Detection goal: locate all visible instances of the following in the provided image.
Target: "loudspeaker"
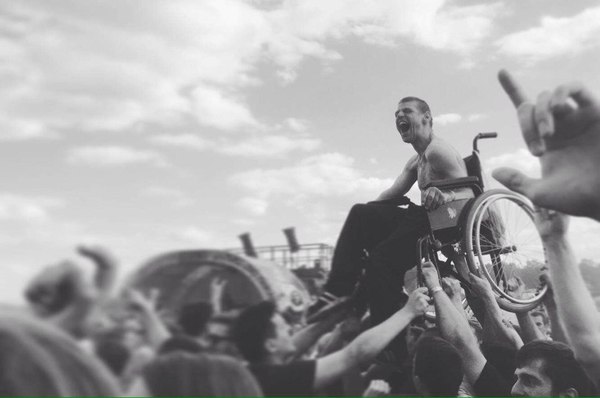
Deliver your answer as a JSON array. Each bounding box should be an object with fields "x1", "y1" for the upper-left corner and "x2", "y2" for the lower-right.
[
  {"x1": 239, "y1": 232, "x2": 258, "y2": 258},
  {"x1": 283, "y1": 227, "x2": 300, "y2": 253}
]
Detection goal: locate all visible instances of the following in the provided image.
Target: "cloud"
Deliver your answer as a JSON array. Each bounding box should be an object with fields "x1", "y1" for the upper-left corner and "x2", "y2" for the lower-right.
[
  {"x1": 67, "y1": 146, "x2": 169, "y2": 167},
  {"x1": 0, "y1": 194, "x2": 63, "y2": 222},
  {"x1": 150, "y1": 134, "x2": 211, "y2": 150},
  {"x1": 151, "y1": 131, "x2": 321, "y2": 158},
  {"x1": 191, "y1": 85, "x2": 262, "y2": 131},
  {"x1": 0, "y1": 0, "x2": 503, "y2": 140},
  {"x1": 218, "y1": 134, "x2": 320, "y2": 158},
  {"x1": 237, "y1": 197, "x2": 269, "y2": 216},
  {"x1": 0, "y1": 116, "x2": 58, "y2": 141},
  {"x1": 485, "y1": 149, "x2": 540, "y2": 177},
  {"x1": 467, "y1": 113, "x2": 487, "y2": 122},
  {"x1": 435, "y1": 113, "x2": 462, "y2": 126},
  {"x1": 496, "y1": 6, "x2": 600, "y2": 63},
  {"x1": 142, "y1": 186, "x2": 194, "y2": 207},
  {"x1": 230, "y1": 152, "x2": 393, "y2": 213}
]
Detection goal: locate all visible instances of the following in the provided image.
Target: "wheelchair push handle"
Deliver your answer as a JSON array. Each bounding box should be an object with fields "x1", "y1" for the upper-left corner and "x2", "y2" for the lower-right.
[{"x1": 473, "y1": 132, "x2": 498, "y2": 152}]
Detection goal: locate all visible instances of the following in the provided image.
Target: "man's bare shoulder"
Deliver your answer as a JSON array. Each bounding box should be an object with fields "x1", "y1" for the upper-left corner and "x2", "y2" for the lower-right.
[
  {"x1": 425, "y1": 136, "x2": 467, "y2": 177},
  {"x1": 405, "y1": 154, "x2": 418, "y2": 171}
]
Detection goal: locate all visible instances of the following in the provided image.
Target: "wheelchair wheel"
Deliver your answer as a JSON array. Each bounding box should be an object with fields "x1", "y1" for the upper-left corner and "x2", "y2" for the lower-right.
[{"x1": 463, "y1": 189, "x2": 547, "y2": 312}]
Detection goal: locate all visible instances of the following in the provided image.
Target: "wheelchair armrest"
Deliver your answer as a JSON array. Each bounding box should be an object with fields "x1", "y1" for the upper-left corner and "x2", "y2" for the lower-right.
[{"x1": 425, "y1": 176, "x2": 482, "y2": 193}]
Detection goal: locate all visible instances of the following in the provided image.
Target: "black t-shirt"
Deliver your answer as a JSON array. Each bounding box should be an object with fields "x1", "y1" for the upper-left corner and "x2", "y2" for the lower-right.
[
  {"x1": 474, "y1": 361, "x2": 513, "y2": 397},
  {"x1": 250, "y1": 360, "x2": 316, "y2": 396}
]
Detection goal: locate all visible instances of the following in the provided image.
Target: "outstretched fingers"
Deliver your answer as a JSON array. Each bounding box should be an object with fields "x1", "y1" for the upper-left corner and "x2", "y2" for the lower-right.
[
  {"x1": 498, "y1": 69, "x2": 545, "y2": 156},
  {"x1": 492, "y1": 167, "x2": 542, "y2": 204},
  {"x1": 498, "y1": 69, "x2": 529, "y2": 107}
]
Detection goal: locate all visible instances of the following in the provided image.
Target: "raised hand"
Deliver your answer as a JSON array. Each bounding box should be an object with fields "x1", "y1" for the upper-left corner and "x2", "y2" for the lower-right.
[
  {"x1": 469, "y1": 272, "x2": 494, "y2": 301},
  {"x1": 493, "y1": 69, "x2": 600, "y2": 221},
  {"x1": 421, "y1": 261, "x2": 440, "y2": 290},
  {"x1": 405, "y1": 287, "x2": 430, "y2": 318}
]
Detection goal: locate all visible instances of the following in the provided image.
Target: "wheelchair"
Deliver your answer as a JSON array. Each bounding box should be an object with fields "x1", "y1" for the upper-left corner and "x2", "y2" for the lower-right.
[{"x1": 416, "y1": 132, "x2": 547, "y2": 314}]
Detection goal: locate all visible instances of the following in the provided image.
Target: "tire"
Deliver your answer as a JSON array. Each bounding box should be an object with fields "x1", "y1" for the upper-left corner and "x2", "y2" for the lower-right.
[{"x1": 463, "y1": 189, "x2": 547, "y2": 312}]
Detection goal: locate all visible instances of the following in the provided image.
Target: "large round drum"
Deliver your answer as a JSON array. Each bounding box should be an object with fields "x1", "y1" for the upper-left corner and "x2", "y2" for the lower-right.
[{"x1": 126, "y1": 250, "x2": 310, "y2": 320}]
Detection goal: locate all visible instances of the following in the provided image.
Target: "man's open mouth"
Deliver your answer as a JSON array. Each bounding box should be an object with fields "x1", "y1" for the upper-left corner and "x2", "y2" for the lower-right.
[{"x1": 399, "y1": 121, "x2": 410, "y2": 133}]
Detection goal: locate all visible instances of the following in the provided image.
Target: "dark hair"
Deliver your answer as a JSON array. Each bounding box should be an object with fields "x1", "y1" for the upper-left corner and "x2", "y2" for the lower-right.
[
  {"x1": 95, "y1": 337, "x2": 131, "y2": 376},
  {"x1": 178, "y1": 301, "x2": 213, "y2": 337},
  {"x1": 481, "y1": 342, "x2": 517, "y2": 384},
  {"x1": 144, "y1": 352, "x2": 263, "y2": 396},
  {"x1": 516, "y1": 340, "x2": 593, "y2": 395},
  {"x1": 530, "y1": 310, "x2": 549, "y2": 326},
  {"x1": 413, "y1": 336, "x2": 463, "y2": 396},
  {"x1": 232, "y1": 301, "x2": 276, "y2": 363},
  {"x1": 159, "y1": 335, "x2": 203, "y2": 355}
]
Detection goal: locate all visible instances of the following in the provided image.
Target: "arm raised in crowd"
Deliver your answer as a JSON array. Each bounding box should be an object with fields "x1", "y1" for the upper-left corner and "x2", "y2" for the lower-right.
[
  {"x1": 494, "y1": 69, "x2": 600, "y2": 221},
  {"x1": 508, "y1": 276, "x2": 547, "y2": 343},
  {"x1": 540, "y1": 272, "x2": 568, "y2": 344},
  {"x1": 420, "y1": 262, "x2": 486, "y2": 385},
  {"x1": 313, "y1": 288, "x2": 428, "y2": 390},
  {"x1": 469, "y1": 272, "x2": 523, "y2": 350},
  {"x1": 535, "y1": 208, "x2": 600, "y2": 381},
  {"x1": 126, "y1": 289, "x2": 171, "y2": 350},
  {"x1": 290, "y1": 298, "x2": 353, "y2": 360}
]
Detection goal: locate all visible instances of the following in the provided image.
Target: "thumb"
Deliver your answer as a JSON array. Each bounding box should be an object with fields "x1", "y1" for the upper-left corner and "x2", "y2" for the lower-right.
[{"x1": 492, "y1": 167, "x2": 541, "y2": 201}]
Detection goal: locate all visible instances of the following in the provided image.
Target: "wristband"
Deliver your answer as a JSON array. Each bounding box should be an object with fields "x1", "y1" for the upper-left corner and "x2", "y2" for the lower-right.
[{"x1": 430, "y1": 286, "x2": 443, "y2": 294}]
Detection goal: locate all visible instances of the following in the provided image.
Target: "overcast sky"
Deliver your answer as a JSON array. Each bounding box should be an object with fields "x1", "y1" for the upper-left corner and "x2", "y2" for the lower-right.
[{"x1": 1, "y1": 0, "x2": 600, "y2": 303}]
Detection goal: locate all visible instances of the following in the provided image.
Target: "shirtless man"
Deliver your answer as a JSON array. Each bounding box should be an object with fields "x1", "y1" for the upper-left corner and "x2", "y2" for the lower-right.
[
  {"x1": 380, "y1": 96, "x2": 472, "y2": 207},
  {"x1": 313, "y1": 97, "x2": 471, "y2": 332}
]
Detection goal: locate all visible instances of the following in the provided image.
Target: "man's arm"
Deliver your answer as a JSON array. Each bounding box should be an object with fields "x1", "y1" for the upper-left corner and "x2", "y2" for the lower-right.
[
  {"x1": 313, "y1": 288, "x2": 428, "y2": 390},
  {"x1": 540, "y1": 273, "x2": 569, "y2": 344},
  {"x1": 536, "y1": 209, "x2": 600, "y2": 380},
  {"x1": 377, "y1": 155, "x2": 418, "y2": 201},
  {"x1": 469, "y1": 273, "x2": 523, "y2": 349},
  {"x1": 421, "y1": 262, "x2": 487, "y2": 386},
  {"x1": 422, "y1": 142, "x2": 473, "y2": 210}
]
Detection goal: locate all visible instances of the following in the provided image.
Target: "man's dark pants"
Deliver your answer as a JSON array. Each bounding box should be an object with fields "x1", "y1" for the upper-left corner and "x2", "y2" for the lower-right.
[{"x1": 324, "y1": 201, "x2": 429, "y2": 330}]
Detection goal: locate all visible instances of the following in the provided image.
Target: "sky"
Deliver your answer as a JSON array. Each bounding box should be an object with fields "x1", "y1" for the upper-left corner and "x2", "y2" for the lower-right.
[{"x1": 1, "y1": 0, "x2": 600, "y2": 304}]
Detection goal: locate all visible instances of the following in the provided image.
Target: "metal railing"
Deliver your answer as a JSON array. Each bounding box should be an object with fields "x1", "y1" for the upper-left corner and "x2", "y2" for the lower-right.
[{"x1": 227, "y1": 242, "x2": 334, "y2": 270}]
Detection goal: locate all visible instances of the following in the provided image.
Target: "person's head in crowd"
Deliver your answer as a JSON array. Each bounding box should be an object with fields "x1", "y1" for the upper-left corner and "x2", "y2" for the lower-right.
[
  {"x1": 512, "y1": 340, "x2": 593, "y2": 396},
  {"x1": 530, "y1": 310, "x2": 550, "y2": 337},
  {"x1": 232, "y1": 300, "x2": 296, "y2": 364},
  {"x1": 205, "y1": 311, "x2": 242, "y2": 357},
  {"x1": 94, "y1": 336, "x2": 131, "y2": 377},
  {"x1": 178, "y1": 301, "x2": 213, "y2": 338},
  {"x1": 139, "y1": 351, "x2": 263, "y2": 396},
  {"x1": 412, "y1": 336, "x2": 463, "y2": 397},
  {"x1": 158, "y1": 334, "x2": 203, "y2": 355},
  {"x1": 0, "y1": 313, "x2": 119, "y2": 396}
]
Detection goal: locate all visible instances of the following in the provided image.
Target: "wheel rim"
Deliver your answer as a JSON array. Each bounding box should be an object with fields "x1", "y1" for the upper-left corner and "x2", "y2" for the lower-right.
[{"x1": 471, "y1": 193, "x2": 547, "y2": 304}]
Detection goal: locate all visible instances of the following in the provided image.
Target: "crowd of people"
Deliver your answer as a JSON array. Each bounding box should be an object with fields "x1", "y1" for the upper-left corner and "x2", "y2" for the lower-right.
[{"x1": 3, "y1": 69, "x2": 600, "y2": 396}]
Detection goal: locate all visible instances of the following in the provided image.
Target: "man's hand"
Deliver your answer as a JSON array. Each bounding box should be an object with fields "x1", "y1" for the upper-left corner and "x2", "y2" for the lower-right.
[
  {"x1": 421, "y1": 261, "x2": 440, "y2": 290},
  {"x1": 421, "y1": 187, "x2": 451, "y2": 210},
  {"x1": 493, "y1": 69, "x2": 600, "y2": 221},
  {"x1": 469, "y1": 272, "x2": 494, "y2": 301},
  {"x1": 442, "y1": 277, "x2": 463, "y2": 306},
  {"x1": 533, "y1": 207, "x2": 570, "y2": 240},
  {"x1": 405, "y1": 287, "x2": 429, "y2": 318},
  {"x1": 540, "y1": 272, "x2": 556, "y2": 309}
]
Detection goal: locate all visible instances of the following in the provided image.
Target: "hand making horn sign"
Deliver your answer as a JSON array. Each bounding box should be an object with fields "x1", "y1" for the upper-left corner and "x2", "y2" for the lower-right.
[{"x1": 493, "y1": 69, "x2": 600, "y2": 221}]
